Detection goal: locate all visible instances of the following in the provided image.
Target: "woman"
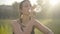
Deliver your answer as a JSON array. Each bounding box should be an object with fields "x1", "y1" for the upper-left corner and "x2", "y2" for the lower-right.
[{"x1": 11, "y1": 0, "x2": 54, "y2": 34}]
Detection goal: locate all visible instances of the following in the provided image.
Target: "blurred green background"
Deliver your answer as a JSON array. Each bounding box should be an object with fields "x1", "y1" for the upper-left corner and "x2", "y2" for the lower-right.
[{"x1": 0, "y1": 0, "x2": 60, "y2": 34}]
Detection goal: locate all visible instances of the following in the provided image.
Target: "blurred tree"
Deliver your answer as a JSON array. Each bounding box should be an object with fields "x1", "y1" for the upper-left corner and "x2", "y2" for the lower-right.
[
  {"x1": 0, "y1": 5, "x2": 14, "y2": 19},
  {"x1": 37, "y1": 0, "x2": 54, "y2": 19},
  {"x1": 12, "y1": 2, "x2": 19, "y2": 19},
  {"x1": 52, "y1": 4, "x2": 60, "y2": 19},
  {"x1": 0, "y1": 2, "x2": 19, "y2": 19}
]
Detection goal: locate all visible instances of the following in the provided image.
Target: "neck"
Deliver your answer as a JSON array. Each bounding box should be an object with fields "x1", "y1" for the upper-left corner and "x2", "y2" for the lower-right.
[{"x1": 22, "y1": 15, "x2": 30, "y2": 24}]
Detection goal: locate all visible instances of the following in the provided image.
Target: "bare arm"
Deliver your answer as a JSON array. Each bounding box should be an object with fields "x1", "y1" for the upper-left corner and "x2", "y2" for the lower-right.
[{"x1": 33, "y1": 19, "x2": 54, "y2": 34}]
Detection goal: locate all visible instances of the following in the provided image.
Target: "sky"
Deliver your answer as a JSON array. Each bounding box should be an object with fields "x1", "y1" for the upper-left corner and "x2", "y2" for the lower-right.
[{"x1": 0, "y1": 0, "x2": 37, "y2": 5}]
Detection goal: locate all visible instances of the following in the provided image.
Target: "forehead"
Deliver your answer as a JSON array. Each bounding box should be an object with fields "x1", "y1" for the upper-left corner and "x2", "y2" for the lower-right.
[{"x1": 22, "y1": 1, "x2": 31, "y2": 6}]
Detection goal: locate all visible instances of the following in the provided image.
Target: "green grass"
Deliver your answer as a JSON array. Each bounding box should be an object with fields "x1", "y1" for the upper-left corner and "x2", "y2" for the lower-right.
[
  {"x1": 0, "y1": 19, "x2": 60, "y2": 34},
  {"x1": 35, "y1": 28, "x2": 44, "y2": 34},
  {"x1": 0, "y1": 19, "x2": 13, "y2": 34},
  {"x1": 46, "y1": 19, "x2": 60, "y2": 34}
]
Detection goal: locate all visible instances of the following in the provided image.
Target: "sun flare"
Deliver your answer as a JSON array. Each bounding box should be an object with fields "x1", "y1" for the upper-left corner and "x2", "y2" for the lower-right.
[{"x1": 49, "y1": 0, "x2": 58, "y2": 6}]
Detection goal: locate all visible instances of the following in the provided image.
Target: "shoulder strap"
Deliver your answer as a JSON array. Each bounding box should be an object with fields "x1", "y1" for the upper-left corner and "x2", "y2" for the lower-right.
[{"x1": 31, "y1": 26, "x2": 35, "y2": 34}]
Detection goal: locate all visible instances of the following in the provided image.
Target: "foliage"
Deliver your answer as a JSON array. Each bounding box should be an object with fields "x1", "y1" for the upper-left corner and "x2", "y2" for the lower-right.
[{"x1": 0, "y1": 19, "x2": 13, "y2": 34}]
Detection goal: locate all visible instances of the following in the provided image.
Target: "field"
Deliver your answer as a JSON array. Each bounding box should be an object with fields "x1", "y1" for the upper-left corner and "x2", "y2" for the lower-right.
[{"x1": 0, "y1": 19, "x2": 60, "y2": 34}]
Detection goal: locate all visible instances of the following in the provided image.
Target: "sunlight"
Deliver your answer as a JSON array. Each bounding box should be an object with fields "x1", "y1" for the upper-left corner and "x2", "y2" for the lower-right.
[
  {"x1": 49, "y1": 0, "x2": 58, "y2": 6},
  {"x1": 34, "y1": 5, "x2": 41, "y2": 13},
  {"x1": 29, "y1": 0, "x2": 37, "y2": 5},
  {"x1": 30, "y1": 0, "x2": 41, "y2": 13},
  {"x1": 0, "y1": 0, "x2": 37, "y2": 5}
]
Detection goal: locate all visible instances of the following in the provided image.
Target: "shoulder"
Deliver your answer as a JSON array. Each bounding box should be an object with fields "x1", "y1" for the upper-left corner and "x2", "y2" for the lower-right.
[
  {"x1": 11, "y1": 20, "x2": 21, "y2": 26},
  {"x1": 11, "y1": 20, "x2": 17, "y2": 25},
  {"x1": 11, "y1": 19, "x2": 20, "y2": 24},
  {"x1": 31, "y1": 18, "x2": 41, "y2": 23},
  {"x1": 31, "y1": 18, "x2": 42, "y2": 25},
  {"x1": 11, "y1": 20, "x2": 22, "y2": 30}
]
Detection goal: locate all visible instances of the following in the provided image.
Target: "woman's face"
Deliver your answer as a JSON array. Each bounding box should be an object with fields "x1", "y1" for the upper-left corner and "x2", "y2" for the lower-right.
[{"x1": 22, "y1": 1, "x2": 31, "y2": 15}]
